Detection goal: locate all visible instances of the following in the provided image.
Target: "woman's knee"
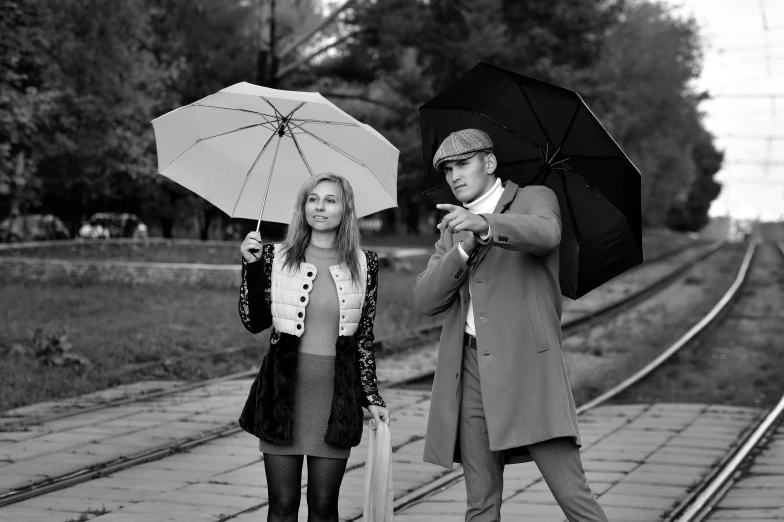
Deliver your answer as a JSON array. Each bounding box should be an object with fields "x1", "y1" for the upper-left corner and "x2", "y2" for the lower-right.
[
  {"x1": 268, "y1": 489, "x2": 301, "y2": 516},
  {"x1": 306, "y1": 487, "x2": 338, "y2": 517}
]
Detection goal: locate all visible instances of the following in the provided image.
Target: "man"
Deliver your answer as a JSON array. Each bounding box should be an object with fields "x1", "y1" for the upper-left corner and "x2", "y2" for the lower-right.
[{"x1": 414, "y1": 129, "x2": 607, "y2": 521}]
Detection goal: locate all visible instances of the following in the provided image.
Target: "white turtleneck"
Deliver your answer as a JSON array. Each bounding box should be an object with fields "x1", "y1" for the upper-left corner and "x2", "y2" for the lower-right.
[{"x1": 457, "y1": 177, "x2": 503, "y2": 336}]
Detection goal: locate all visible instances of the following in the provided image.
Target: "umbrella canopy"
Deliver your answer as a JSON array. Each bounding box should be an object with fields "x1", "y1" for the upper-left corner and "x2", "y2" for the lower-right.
[
  {"x1": 419, "y1": 62, "x2": 643, "y2": 299},
  {"x1": 152, "y1": 82, "x2": 399, "y2": 226}
]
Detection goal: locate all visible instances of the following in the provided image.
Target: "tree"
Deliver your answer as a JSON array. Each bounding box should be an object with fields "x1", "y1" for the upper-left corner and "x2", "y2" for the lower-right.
[
  {"x1": 291, "y1": 0, "x2": 625, "y2": 231},
  {"x1": 0, "y1": 0, "x2": 55, "y2": 219},
  {"x1": 666, "y1": 128, "x2": 723, "y2": 231},
  {"x1": 143, "y1": 0, "x2": 325, "y2": 238},
  {"x1": 588, "y1": 1, "x2": 721, "y2": 227},
  {"x1": 7, "y1": 0, "x2": 169, "y2": 233}
]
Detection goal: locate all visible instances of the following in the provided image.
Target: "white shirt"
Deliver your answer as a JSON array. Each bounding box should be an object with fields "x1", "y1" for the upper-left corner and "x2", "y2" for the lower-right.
[{"x1": 456, "y1": 178, "x2": 503, "y2": 336}]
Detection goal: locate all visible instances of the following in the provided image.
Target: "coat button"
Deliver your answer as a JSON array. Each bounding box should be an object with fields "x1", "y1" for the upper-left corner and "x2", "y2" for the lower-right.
[
  {"x1": 339, "y1": 287, "x2": 342, "y2": 291},
  {"x1": 341, "y1": 315, "x2": 345, "y2": 319},
  {"x1": 303, "y1": 284, "x2": 309, "y2": 290},
  {"x1": 296, "y1": 324, "x2": 302, "y2": 330},
  {"x1": 300, "y1": 296, "x2": 306, "y2": 302},
  {"x1": 298, "y1": 312, "x2": 303, "y2": 318},
  {"x1": 307, "y1": 271, "x2": 313, "y2": 277}
]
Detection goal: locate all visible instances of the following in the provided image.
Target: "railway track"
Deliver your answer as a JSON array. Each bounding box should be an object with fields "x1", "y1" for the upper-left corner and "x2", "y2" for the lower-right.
[
  {"x1": 0, "y1": 238, "x2": 723, "y2": 433},
  {"x1": 660, "y1": 241, "x2": 784, "y2": 522},
  {"x1": 0, "y1": 238, "x2": 736, "y2": 510},
  {"x1": 370, "y1": 238, "x2": 762, "y2": 520}
]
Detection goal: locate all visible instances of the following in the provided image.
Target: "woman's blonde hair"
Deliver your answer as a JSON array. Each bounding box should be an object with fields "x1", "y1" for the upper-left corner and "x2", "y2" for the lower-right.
[{"x1": 280, "y1": 173, "x2": 363, "y2": 284}]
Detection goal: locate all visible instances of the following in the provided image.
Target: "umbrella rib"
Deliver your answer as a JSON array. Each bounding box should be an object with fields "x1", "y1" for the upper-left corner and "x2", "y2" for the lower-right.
[
  {"x1": 297, "y1": 127, "x2": 397, "y2": 206},
  {"x1": 191, "y1": 103, "x2": 278, "y2": 122},
  {"x1": 229, "y1": 131, "x2": 279, "y2": 218},
  {"x1": 158, "y1": 123, "x2": 269, "y2": 174},
  {"x1": 468, "y1": 110, "x2": 541, "y2": 150},
  {"x1": 555, "y1": 169, "x2": 582, "y2": 244},
  {"x1": 298, "y1": 128, "x2": 369, "y2": 169},
  {"x1": 260, "y1": 96, "x2": 285, "y2": 120},
  {"x1": 256, "y1": 135, "x2": 284, "y2": 232},
  {"x1": 559, "y1": 104, "x2": 581, "y2": 156},
  {"x1": 288, "y1": 118, "x2": 359, "y2": 127},
  {"x1": 513, "y1": 85, "x2": 555, "y2": 151},
  {"x1": 284, "y1": 102, "x2": 307, "y2": 119},
  {"x1": 287, "y1": 124, "x2": 315, "y2": 177}
]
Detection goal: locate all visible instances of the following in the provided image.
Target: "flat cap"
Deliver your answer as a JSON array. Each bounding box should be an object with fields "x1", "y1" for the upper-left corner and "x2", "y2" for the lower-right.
[{"x1": 432, "y1": 128, "x2": 494, "y2": 171}]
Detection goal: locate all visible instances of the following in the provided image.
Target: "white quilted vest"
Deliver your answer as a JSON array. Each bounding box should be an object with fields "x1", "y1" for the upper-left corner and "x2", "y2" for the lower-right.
[{"x1": 270, "y1": 244, "x2": 367, "y2": 337}]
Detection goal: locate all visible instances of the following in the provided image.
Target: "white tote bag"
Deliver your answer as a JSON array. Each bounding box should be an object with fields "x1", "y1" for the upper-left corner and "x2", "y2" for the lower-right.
[{"x1": 362, "y1": 420, "x2": 394, "y2": 522}]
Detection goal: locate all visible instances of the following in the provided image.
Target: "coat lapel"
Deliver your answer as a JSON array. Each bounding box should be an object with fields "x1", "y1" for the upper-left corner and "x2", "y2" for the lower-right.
[{"x1": 471, "y1": 181, "x2": 520, "y2": 268}]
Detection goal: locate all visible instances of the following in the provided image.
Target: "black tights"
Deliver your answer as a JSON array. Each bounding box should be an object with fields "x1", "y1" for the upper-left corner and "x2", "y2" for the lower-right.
[{"x1": 264, "y1": 453, "x2": 348, "y2": 522}]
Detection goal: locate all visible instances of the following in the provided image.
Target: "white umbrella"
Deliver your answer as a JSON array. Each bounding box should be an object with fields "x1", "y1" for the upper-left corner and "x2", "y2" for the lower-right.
[{"x1": 151, "y1": 82, "x2": 399, "y2": 229}]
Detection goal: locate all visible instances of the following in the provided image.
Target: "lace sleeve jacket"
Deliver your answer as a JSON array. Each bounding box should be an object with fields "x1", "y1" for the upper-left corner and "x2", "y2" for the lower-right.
[{"x1": 238, "y1": 244, "x2": 385, "y2": 407}]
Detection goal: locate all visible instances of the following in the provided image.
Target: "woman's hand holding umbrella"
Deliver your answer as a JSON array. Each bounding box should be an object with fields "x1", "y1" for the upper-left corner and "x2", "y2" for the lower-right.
[{"x1": 240, "y1": 231, "x2": 263, "y2": 263}]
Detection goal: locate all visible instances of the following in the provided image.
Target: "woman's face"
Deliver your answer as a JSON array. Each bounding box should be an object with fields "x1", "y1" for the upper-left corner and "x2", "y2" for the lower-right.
[{"x1": 305, "y1": 180, "x2": 344, "y2": 232}]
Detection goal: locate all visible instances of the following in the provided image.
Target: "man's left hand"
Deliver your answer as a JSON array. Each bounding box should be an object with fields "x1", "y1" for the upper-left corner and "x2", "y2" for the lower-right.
[{"x1": 436, "y1": 204, "x2": 489, "y2": 235}]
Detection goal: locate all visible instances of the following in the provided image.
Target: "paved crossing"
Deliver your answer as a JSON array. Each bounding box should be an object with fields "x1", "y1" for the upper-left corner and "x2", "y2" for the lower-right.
[{"x1": 0, "y1": 396, "x2": 766, "y2": 522}]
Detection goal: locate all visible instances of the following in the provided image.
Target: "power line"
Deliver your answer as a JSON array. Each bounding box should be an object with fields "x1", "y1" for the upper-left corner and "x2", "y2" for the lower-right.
[
  {"x1": 710, "y1": 93, "x2": 784, "y2": 99},
  {"x1": 720, "y1": 134, "x2": 784, "y2": 140},
  {"x1": 716, "y1": 40, "x2": 784, "y2": 53},
  {"x1": 725, "y1": 159, "x2": 784, "y2": 166},
  {"x1": 716, "y1": 177, "x2": 784, "y2": 184}
]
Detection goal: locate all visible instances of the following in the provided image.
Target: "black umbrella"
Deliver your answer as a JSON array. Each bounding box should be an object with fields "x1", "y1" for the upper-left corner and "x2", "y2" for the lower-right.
[{"x1": 419, "y1": 61, "x2": 643, "y2": 299}]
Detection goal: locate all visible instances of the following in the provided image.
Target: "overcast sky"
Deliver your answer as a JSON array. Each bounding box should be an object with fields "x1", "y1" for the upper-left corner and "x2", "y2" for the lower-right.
[{"x1": 663, "y1": 0, "x2": 784, "y2": 221}]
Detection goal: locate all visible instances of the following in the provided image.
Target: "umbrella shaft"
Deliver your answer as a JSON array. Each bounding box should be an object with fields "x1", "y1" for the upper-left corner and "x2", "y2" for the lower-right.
[{"x1": 256, "y1": 135, "x2": 283, "y2": 233}]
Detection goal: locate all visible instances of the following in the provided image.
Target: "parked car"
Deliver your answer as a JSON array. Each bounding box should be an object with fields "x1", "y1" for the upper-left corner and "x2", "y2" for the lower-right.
[
  {"x1": 78, "y1": 213, "x2": 148, "y2": 239},
  {"x1": 0, "y1": 214, "x2": 71, "y2": 242}
]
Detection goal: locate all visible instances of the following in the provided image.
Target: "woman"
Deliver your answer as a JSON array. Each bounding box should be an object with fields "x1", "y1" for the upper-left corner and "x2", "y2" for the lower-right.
[{"x1": 238, "y1": 173, "x2": 391, "y2": 522}]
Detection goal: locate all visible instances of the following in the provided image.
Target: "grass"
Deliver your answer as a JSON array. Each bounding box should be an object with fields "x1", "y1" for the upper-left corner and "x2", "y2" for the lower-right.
[
  {"x1": 564, "y1": 246, "x2": 746, "y2": 407},
  {"x1": 0, "y1": 228, "x2": 693, "y2": 263},
  {"x1": 0, "y1": 229, "x2": 697, "y2": 413},
  {"x1": 64, "y1": 506, "x2": 109, "y2": 522},
  {"x1": 561, "y1": 241, "x2": 784, "y2": 411},
  {"x1": 0, "y1": 255, "x2": 436, "y2": 413},
  {"x1": 608, "y1": 242, "x2": 784, "y2": 409},
  {"x1": 0, "y1": 235, "x2": 441, "y2": 264}
]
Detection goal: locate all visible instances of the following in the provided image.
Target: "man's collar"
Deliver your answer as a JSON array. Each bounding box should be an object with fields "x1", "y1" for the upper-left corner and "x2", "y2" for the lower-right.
[{"x1": 492, "y1": 180, "x2": 519, "y2": 214}]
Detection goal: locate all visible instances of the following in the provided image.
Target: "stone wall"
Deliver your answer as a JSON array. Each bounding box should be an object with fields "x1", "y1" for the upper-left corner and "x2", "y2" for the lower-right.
[
  {"x1": 0, "y1": 239, "x2": 425, "y2": 288},
  {"x1": 0, "y1": 240, "x2": 240, "y2": 288},
  {"x1": 0, "y1": 256, "x2": 240, "y2": 288}
]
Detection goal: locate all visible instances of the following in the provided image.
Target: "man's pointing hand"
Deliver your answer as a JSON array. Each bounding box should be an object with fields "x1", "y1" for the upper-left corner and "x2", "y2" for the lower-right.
[{"x1": 436, "y1": 204, "x2": 490, "y2": 235}]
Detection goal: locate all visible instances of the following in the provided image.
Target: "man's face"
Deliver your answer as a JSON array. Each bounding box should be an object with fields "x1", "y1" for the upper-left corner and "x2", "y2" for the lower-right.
[{"x1": 442, "y1": 152, "x2": 497, "y2": 204}]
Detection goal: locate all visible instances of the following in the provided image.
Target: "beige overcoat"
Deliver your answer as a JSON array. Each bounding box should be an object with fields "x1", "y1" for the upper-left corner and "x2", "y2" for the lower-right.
[{"x1": 414, "y1": 181, "x2": 580, "y2": 469}]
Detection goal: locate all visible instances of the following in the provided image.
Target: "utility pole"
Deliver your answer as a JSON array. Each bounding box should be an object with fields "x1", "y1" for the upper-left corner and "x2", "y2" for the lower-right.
[{"x1": 256, "y1": 0, "x2": 277, "y2": 87}]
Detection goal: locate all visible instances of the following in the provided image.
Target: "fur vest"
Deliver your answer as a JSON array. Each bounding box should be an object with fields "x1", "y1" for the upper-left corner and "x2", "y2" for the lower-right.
[{"x1": 237, "y1": 243, "x2": 383, "y2": 448}]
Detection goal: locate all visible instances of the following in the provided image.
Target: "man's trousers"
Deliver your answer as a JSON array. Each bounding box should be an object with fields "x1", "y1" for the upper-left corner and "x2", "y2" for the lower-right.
[{"x1": 458, "y1": 336, "x2": 608, "y2": 522}]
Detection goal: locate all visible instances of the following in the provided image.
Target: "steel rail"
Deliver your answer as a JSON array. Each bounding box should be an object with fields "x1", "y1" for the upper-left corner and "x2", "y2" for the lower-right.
[
  {"x1": 663, "y1": 240, "x2": 784, "y2": 522},
  {"x1": 0, "y1": 240, "x2": 735, "y2": 509},
  {"x1": 372, "y1": 239, "x2": 756, "y2": 518},
  {"x1": 576, "y1": 239, "x2": 756, "y2": 413},
  {"x1": 2, "y1": 240, "x2": 719, "y2": 432},
  {"x1": 374, "y1": 238, "x2": 719, "y2": 353},
  {"x1": 0, "y1": 423, "x2": 243, "y2": 508},
  {"x1": 670, "y1": 394, "x2": 784, "y2": 522},
  {"x1": 384, "y1": 239, "x2": 727, "y2": 389}
]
